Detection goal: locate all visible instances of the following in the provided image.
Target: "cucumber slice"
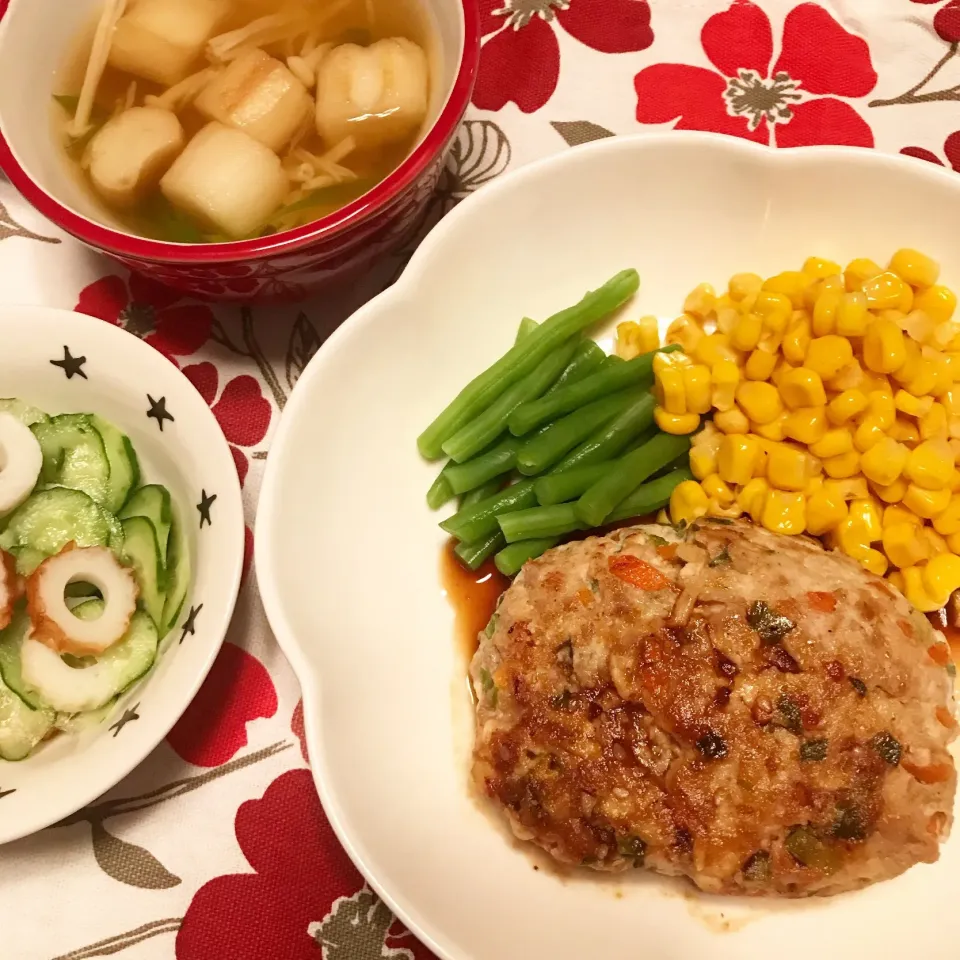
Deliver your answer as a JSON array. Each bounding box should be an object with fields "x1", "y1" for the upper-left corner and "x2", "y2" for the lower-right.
[
  {"x1": 19, "y1": 605, "x2": 158, "y2": 713},
  {"x1": 160, "y1": 509, "x2": 190, "y2": 635},
  {"x1": 121, "y1": 516, "x2": 166, "y2": 627},
  {"x1": 0, "y1": 671, "x2": 55, "y2": 761},
  {"x1": 0, "y1": 603, "x2": 46, "y2": 709},
  {"x1": 0, "y1": 398, "x2": 49, "y2": 427},
  {"x1": 92, "y1": 416, "x2": 140, "y2": 513},
  {"x1": 32, "y1": 414, "x2": 111, "y2": 506},
  {"x1": 0, "y1": 487, "x2": 122, "y2": 575},
  {"x1": 119, "y1": 485, "x2": 171, "y2": 562}
]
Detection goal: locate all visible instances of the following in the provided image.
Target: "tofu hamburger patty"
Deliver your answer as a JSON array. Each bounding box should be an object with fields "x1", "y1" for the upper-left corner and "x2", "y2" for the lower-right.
[{"x1": 470, "y1": 519, "x2": 957, "y2": 896}]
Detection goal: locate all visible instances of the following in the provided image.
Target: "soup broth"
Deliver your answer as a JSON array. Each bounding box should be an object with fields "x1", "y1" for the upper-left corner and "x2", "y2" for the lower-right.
[{"x1": 56, "y1": 0, "x2": 434, "y2": 243}]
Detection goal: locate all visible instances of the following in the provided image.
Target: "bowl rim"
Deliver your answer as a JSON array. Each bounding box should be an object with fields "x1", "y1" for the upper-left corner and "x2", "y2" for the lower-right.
[
  {"x1": 0, "y1": 0, "x2": 480, "y2": 264},
  {"x1": 254, "y1": 131, "x2": 960, "y2": 960}
]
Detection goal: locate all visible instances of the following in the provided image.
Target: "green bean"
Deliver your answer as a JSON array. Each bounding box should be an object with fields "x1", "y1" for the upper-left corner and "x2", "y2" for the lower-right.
[
  {"x1": 557, "y1": 393, "x2": 656, "y2": 473},
  {"x1": 516, "y1": 389, "x2": 639, "y2": 476},
  {"x1": 544, "y1": 340, "x2": 606, "y2": 396},
  {"x1": 442, "y1": 339, "x2": 579, "y2": 463},
  {"x1": 508, "y1": 344, "x2": 678, "y2": 437},
  {"x1": 515, "y1": 317, "x2": 538, "y2": 343},
  {"x1": 576, "y1": 433, "x2": 692, "y2": 527},
  {"x1": 440, "y1": 479, "x2": 538, "y2": 543},
  {"x1": 418, "y1": 269, "x2": 640, "y2": 459},
  {"x1": 461, "y1": 478, "x2": 503, "y2": 508},
  {"x1": 499, "y1": 504, "x2": 584, "y2": 543},
  {"x1": 427, "y1": 468, "x2": 455, "y2": 509},
  {"x1": 495, "y1": 537, "x2": 561, "y2": 577},
  {"x1": 607, "y1": 467, "x2": 694, "y2": 522},
  {"x1": 446, "y1": 436, "x2": 521, "y2": 495},
  {"x1": 455, "y1": 530, "x2": 506, "y2": 569},
  {"x1": 535, "y1": 462, "x2": 611, "y2": 506}
]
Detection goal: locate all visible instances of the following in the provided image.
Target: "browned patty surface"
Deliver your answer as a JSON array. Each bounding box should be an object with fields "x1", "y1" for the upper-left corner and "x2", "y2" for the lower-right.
[{"x1": 470, "y1": 519, "x2": 957, "y2": 896}]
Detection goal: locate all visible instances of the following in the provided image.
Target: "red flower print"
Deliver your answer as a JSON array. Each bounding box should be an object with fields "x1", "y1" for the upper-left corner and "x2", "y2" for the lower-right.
[
  {"x1": 177, "y1": 769, "x2": 435, "y2": 960},
  {"x1": 902, "y1": 131, "x2": 960, "y2": 171},
  {"x1": 909, "y1": 0, "x2": 960, "y2": 43},
  {"x1": 181, "y1": 362, "x2": 272, "y2": 486},
  {"x1": 634, "y1": 2, "x2": 877, "y2": 148},
  {"x1": 167, "y1": 642, "x2": 278, "y2": 766},
  {"x1": 474, "y1": 0, "x2": 654, "y2": 114},
  {"x1": 74, "y1": 273, "x2": 213, "y2": 361}
]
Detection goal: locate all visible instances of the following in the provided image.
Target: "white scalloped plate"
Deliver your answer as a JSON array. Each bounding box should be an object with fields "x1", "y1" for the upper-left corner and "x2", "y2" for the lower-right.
[
  {"x1": 0, "y1": 307, "x2": 243, "y2": 843},
  {"x1": 256, "y1": 133, "x2": 960, "y2": 960}
]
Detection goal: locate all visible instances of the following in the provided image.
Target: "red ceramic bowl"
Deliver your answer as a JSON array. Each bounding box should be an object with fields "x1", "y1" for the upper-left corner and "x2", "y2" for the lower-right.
[{"x1": 0, "y1": 0, "x2": 479, "y2": 301}]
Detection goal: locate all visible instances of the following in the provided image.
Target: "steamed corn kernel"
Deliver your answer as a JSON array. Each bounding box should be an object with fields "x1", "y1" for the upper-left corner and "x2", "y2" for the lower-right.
[
  {"x1": 860, "y1": 436, "x2": 908, "y2": 486},
  {"x1": 745, "y1": 347, "x2": 778, "y2": 381},
  {"x1": 806, "y1": 487, "x2": 847, "y2": 535},
  {"x1": 731, "y1": 312, "x2": 762, "y2": 351},
  {"x1": 763, "y1": 272, "x2": 808, "y2": 308},
  {"x1": 845, "y1": 258, "x2": 882, "y2": 292},
  {"x1": 654, "y1": 407, "x2": 700, "y2": 435},
  {"x1": 766, "y1": 443, "x2": 810, "y2": 491},
  {"x1": 695, "y1": 332, "x2": 737, "y2": 367},
  {"x1": 805, "y1": 335, "x2": 853, "y2": 380},
  {"x1": 914, "y1": 284, "x2": 957, "y2": 325},
  {"x1": 701, "y1": 473, "x2": 735, "y2": 506},
  {"x1": 683, "y1": 283, "x2": 716, "y2": 319},
  {"x1": 711, "y1": 359, "x2": 741, "y2": 412},
  {"x1": 884, "y1": 504, "x2": 921, "y2": 528},
  {"x1": 812, "y1": 289, "x2": 841, "y2": 337},
  {"x1": 921, "y1": 401, "x2": 949, "y2": 440},
  {"x1": 822, "y1": 450, "x2": 861, "y2": 479},
  {"x1": 828, "y1": 389, "x2": 869, "y2": 425},
  {"x1": 738, "y1": 477, "x2": 769, "y2": 522},
  {"x1": 670, "y1": 480, "x2": 709, "y2": 526},
  {"x1": 810, "y1": 428, "x2": 853, "y2": 459},
  {"x1": 868, "y1": 390, "x2": 896, "y2": 430},
  {"x1": 665, "y1": 315, "x2": 704, "y2": 353},
  {"x1": 853, "y1": 547, "x2": 889, "y2": 577},
  {"x1": 923, "y1": 527, "x2": 950, "y2": 557},
  {"x1": 923, "y1": 552, "x2": 960, "y2": 608},
  {"x1": 848, "y1": 498, "x2": 883, "y2": 541},
  {"x1": 933, "y1": 496, "x2": 960, "y2": 536},
  {"x1": 872, "y1": 476, "x2": 909, "y2": 504},
  {"x1": 761, "y1": 489, "x2": 806, "y2": 535},
  {"x1": 905, "y1": 438, "x2": 954, "y2": 490},
  {"x1": 836, "y1": 291, "x2": 869, "y2": 336},
  {"x1": 714, "y1": 406, "x2": 750, "y2": 435},
  {"x1": 689, "y1": 446, "x2": 717, "y2": 481},
  {"x1": 717, "y1": 434, "x2": 760, "y2": 486},
  {"x1": 949, "y1": 532, "x2": 960, "y2": 554},
  {"x1": 882, "y1": 522, "x2": 928, "y2": 569},
  {"x1": 656, "y1": 366, "x2": 686, "y2": 414},
  {"x1": 890, "y1": 417, "x2": 921, "y2": 445},
  {"x1": 903, "y1": 482, "x2": 951, "y2": 519},
  {"x1": 894, "y1": 389, "x2": 933, "y2": 418},
  {"x1": 752, "y1": 414, "x2": 787, "y2": 442},
  {"x1": 902, "y1": 565, "x2": 943, "y2": 612},
  {"x1": 782, "y1": 318, "x2": 811, "y2": 365},
  {"x1": 736, "y1": 381, "x2": 782, "y2": 424},
  {"x1": 729, "y1": 272, "x2": 763, "y2": 301},
  {"x1": 779, "y1": 367, "x2": 826, "y2": 409},
  {"x1": 863, "y1": 318, "x2": 907, "y2": 374},
  {"x1": 803, "y1": 257, "x2": 842, "y2": 280},
  {"x1": 825, "y1": 477, "x2": 870, "y2": 501},
  {"x1": 853, "y1": 416, "x2": 887, "y2": 454},
  {"x1": 889, "y1": 248, "x2": 939, "y2": 289},
  {"x1": 783, "y1": 406, "x2": 828, "y2": 444},
  {"x1": 683, "y1": 364, "x2": 712, "y2": 415}
]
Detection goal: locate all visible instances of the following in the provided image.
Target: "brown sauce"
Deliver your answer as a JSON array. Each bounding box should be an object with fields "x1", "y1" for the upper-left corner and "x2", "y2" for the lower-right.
[{"x1": 440, "y1": 540, "x2": 508, "y2": 661}]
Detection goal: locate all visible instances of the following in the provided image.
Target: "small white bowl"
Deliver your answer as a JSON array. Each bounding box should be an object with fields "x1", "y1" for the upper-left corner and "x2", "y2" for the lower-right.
[
  {"x1": 0, "y1": 306, "x2": 243, "y2": 843},
  {"x1": 257, "y1": 133, "x2": 960, "y2": 960}
]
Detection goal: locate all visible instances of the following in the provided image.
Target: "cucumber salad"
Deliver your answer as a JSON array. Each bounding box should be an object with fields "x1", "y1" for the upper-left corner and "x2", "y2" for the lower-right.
[{"x1": 0, "y1": 399, "x2": 190, "y2": 761}]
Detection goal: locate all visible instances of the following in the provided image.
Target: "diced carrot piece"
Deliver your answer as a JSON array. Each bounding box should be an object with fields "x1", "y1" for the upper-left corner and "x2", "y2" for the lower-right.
[
  {"x1": 806, "y1": 591, "x2": 837, "y2": 613},
  {"x1": 609, "y1": 555, "x2": 671, "y2": 591},
  {"x1": 656, "y1": 544, "x2": 677, "y2": 561},
  {"x1": 928, "y1": 643, "x2": 951, "y2": 667},
  {"x1": 577, "y1": 587, "x2": 593, "y2": 607},
  {"x1": 903, "y1": 760, "x2": 953, "y2": 784},
  {"x1": 936, "y1": 706, "x2": 957, "y2": 729}
]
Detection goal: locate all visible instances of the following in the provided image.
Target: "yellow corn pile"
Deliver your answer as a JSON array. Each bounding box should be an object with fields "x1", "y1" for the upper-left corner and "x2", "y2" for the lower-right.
[{"x1": 615, "y1": 250, "x2": 960, "y2": 612}]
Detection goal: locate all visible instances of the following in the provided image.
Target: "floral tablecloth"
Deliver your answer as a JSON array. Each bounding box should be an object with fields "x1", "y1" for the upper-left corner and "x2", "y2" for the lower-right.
[{"x1": 3, "y1": 0, "x2": 960, "y2": 956}]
